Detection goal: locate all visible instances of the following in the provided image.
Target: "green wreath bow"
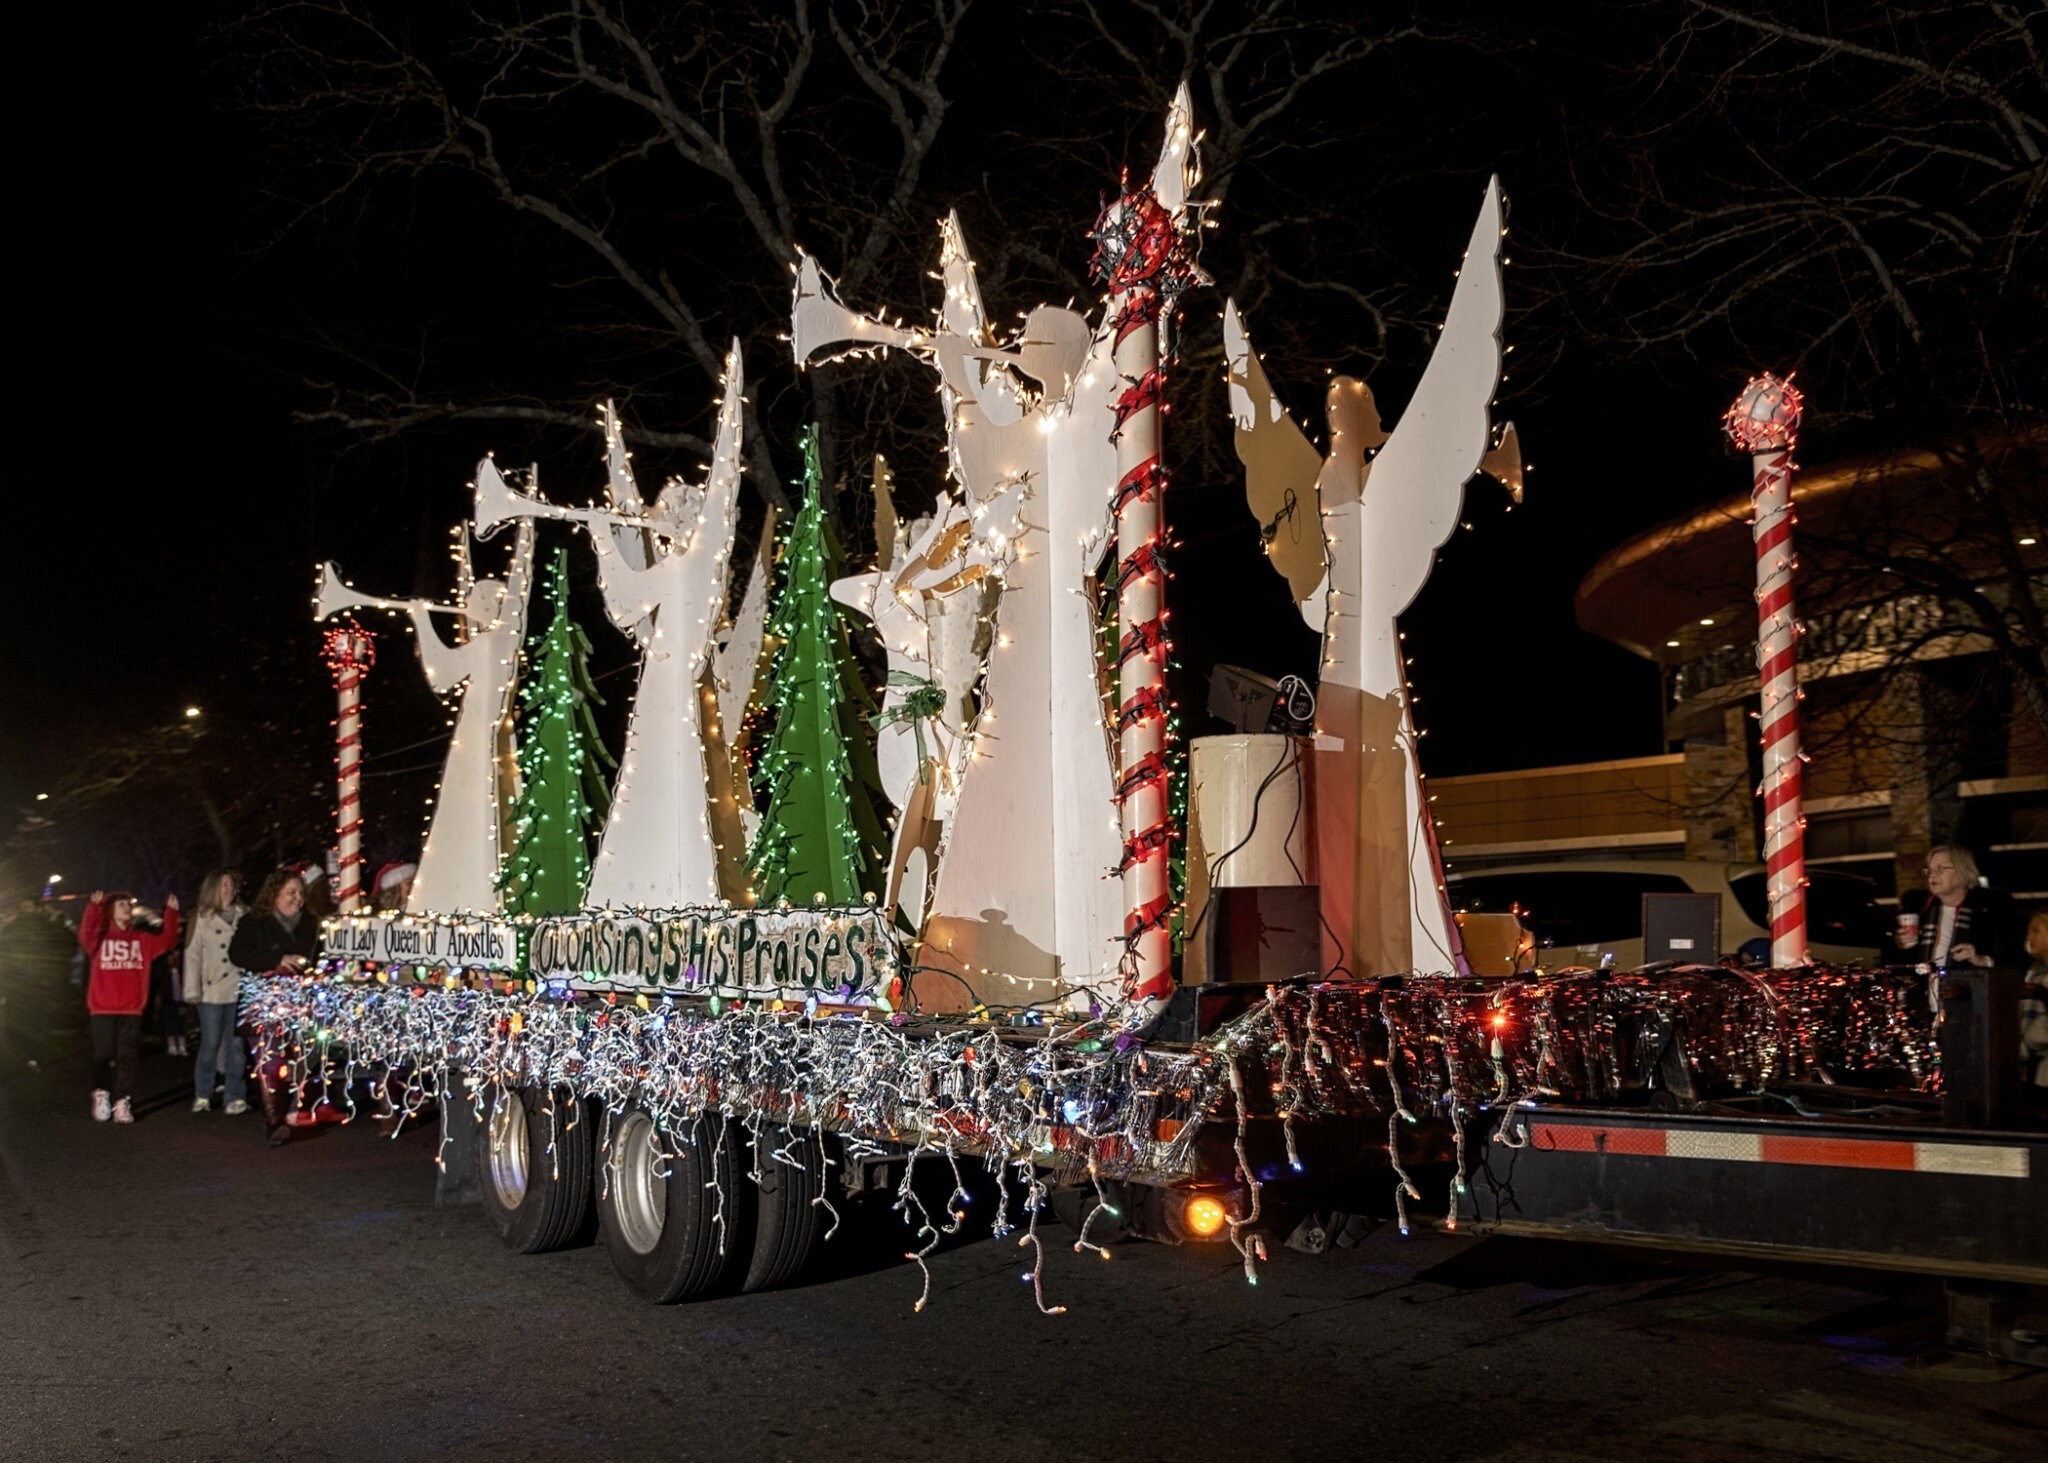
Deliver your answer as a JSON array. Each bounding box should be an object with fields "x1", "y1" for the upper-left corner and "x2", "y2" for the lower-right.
[{"x1": 872, "y1": 672, "x2": 948, "y2": 784}]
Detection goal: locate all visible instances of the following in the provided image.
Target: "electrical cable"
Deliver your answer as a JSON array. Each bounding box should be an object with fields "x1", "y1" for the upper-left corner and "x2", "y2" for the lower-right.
[{"x1": 1180, "y1": 734, "x2": 1301, "y2": 954}]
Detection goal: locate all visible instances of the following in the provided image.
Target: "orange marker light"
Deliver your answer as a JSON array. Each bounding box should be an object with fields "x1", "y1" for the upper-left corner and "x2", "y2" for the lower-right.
[{"x1": 1184, "y1": 1195, "x2": 1229, "y2": 1238}]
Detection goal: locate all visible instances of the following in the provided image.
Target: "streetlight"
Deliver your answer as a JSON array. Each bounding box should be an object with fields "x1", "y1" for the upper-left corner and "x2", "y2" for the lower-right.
[
  {"x1": 184, "y1": 706, "x2": 202, "y2": 719},
  {"x1": 34, "y1": 792, "x2": 47, "y2": 801},
  {"x1": 47, "y1": 874, "x2": 62, "y2": 886}
]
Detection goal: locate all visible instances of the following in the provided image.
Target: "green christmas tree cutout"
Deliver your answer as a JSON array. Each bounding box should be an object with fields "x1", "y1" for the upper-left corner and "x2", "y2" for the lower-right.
[
  {"x1": 746, "y1": 427, "x2": 890, "y2": 906},
  {"x1": 498, "y1": 546, "x2": 614, "y2": 917}
]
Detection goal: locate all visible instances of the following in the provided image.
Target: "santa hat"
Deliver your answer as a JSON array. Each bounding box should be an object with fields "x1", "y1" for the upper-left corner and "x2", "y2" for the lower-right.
[{"x1": 375, "y1": 862, "x2": 418, "y2": 893}]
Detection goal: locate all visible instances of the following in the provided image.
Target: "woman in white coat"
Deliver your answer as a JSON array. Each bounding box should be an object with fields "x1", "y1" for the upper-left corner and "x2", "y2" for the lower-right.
[{"x1": 184, "y1": 869, "x2": 248, "y2": 1113}]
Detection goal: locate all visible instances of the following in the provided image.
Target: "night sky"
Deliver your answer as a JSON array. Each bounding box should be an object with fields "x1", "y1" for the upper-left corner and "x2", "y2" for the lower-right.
[{"x1": 14, "y1": 2, "x2": 2005, "y2": 894}]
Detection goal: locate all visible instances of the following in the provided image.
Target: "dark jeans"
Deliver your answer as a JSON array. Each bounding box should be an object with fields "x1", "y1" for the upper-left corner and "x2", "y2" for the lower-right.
[
  {"x1": 89, "y1": 1014, "x2": 141, "y2": 1100},
  {"x1": 193, "y1": 1002, "x2": 247, "y2": 1105}
]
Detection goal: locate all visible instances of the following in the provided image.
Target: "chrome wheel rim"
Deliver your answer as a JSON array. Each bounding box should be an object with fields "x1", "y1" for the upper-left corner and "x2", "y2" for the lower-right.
[
  {"x1": 610, "y1": 1110, "x2": 668, "y2": 1255},
  {"x1": 486, "y1": 1090, "x2": 530, "y2": 1211}
]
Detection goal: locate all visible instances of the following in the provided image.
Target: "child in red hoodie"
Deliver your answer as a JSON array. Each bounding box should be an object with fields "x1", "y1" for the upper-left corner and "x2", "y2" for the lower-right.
[{"x1": 81, "y1": 889, "x2": 181, "y2": 1124}]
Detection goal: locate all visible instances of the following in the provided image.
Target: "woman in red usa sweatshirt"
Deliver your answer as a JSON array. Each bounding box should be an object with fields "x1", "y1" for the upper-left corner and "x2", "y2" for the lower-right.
[{"x1": 81, "y1": 889, "x2": 181, "y2": 1124}]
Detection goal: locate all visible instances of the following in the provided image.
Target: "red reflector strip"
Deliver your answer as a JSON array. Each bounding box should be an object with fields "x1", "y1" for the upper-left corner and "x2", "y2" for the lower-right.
[
  {"x1": 1760, "y1": 1135, "x2": 1914, "y2": 1170},
  {"x1": 1531, "y1": 1122, "x2": 1664, "y2": 1157},
  {"x1": 1528, "y1": 1122, "x2": 2029, "y2": 1179}
]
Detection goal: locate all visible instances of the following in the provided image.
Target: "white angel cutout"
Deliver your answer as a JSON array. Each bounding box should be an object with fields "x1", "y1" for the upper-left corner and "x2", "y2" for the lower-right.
[
  {"x1": 536, "y1": 345, "x2": 747, "y2": 909},
  {"x1": 315, "y1": 483, "x2": 535, "y2": 917},
  {"x1": 795, "y1": 210, "x2": 1126, "y2": 1012},
  {"x1": 407, "y1": 508, "x2": 534, "y2": 917},
  {"x1": 1224, "y1": 177, "x2": 1508, "y2": 977}
]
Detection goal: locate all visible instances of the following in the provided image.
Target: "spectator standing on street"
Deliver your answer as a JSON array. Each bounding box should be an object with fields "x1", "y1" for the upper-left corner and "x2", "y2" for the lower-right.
[
  {"x1": 81, "y1": 889, "x2": 182, "y2": 1124},
  {"x1": 185, "y1": 869, "x2": 248, "y2": 1114},
  {"x1": 1894, "y1": 843, "x2": 2009, "y2": 970},
  {"x1": 229, "y1": 868, "x2": 322, "y2": 1145}
]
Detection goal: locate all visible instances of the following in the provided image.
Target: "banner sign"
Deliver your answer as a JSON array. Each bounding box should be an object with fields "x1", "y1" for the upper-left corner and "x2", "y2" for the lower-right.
[
  {"x1": 528, "y1": 906, "x2": 899, "y2": 1003},
  {"x1": 323, "y1": 914, "x2": 520, "y2": 975}
]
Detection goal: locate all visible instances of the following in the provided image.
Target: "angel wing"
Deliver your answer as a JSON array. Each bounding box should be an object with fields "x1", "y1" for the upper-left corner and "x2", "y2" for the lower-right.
[
  {"x1": 684, "y1": 341, "x2": 747, "y2": 573},
  {"x1": 1223, "y1": 300, "x2": 1331, "y2": 610},
  {"x1": 598, "y1": 402, "x2": 655, "y2": 572},
  {"x1": 1354, "y1": 175, "x2": 1506, "y2": 625}
]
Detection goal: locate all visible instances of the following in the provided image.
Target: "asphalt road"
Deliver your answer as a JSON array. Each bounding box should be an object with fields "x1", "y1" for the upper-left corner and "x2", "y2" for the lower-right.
[{"x1": 2, "y1": 920, "x2": 2042, "y2": 1463}]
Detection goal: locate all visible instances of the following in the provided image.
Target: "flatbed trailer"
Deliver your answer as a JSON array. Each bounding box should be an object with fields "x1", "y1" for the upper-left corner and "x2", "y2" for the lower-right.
[
  {"x1": 248, "y1": 942, "x2": 2041, "y2": 1339},
  {"x1": 1454, "y1": 965, "x2": 2046, "y2": 1361},
  {"x1": 1465, "y1": 1101, "x2": 2044, "y2": 1285}
]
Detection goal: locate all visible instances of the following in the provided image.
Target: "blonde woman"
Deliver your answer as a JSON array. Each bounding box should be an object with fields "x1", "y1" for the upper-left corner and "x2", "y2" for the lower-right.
[
  {"x1": 184, "y1": 869, "x2": 247, "y2": 1114},
  {"x1": 1896, "y1": 844, "x2": 2007, "y2": 969}
]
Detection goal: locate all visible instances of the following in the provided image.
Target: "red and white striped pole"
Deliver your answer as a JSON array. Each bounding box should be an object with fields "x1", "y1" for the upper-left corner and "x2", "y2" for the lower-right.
[
  {"x1": 1724, "y1": 373, "x2": 1807, "y2": 967},
  {"x1": 322, "y1": 621, "x2": 377, "y2": 913},
  {"x1": 1092, "y1": 152, "x2": 1202, "y2": 1018}
]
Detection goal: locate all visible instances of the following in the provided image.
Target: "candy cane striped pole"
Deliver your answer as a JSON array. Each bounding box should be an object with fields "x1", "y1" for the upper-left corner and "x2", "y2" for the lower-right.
[
  {"x1": 1093, "y1": 166, "x2": 1201, "y2": 1016},
  {"x1": 323, "y1": 622, "x2": 377, "y2": 913},
  {"x1": 1724, "y1": 374, "x2": 1807, "y2": 967},
  {"x1": 1111, "y1": 283, "x2": 1172, "y2": 1006}
]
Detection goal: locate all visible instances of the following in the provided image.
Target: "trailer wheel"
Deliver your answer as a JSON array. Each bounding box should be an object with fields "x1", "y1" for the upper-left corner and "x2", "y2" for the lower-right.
[
  {"x1": 743, "y1": 1127, "x2": 828, "y2": 1292},
  {"x1": 598, "y1": 1107, "x2": 747, "y2": 1303},
  {"x1": 476, "y1": 1084, "x2": 593, "y2": 1254}
]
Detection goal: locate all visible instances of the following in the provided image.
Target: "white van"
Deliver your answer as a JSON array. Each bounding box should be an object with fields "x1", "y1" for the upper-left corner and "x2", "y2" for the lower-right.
[{"x1": 1446, "y1": 859, "x2": 1884, "y2": 972}]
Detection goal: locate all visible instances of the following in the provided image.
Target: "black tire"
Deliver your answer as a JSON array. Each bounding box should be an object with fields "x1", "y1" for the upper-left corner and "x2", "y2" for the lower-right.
[
  {"x1": 743, "y1": 1127, "x2": 828, "y2": 1292},
  {"x1": 474, "y1": 1084, "x2": 593, "y2": 1254},
  {"x1": 598, "y1": 1107, "x2": 748, "y2": 1303}
]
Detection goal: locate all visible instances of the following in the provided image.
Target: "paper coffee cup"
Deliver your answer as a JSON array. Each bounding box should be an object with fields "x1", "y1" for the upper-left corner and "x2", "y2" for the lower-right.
[{"x1": 1897, "y1": 911, "x2": 1921, "y2": 945}]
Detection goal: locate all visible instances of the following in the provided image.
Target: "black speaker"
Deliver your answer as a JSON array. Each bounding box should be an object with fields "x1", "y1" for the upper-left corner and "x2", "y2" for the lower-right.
[
  {"x1": 1203, "y1": 885, "x2": 1322, "y2": 985},
  {"x1": 1643, "y1": 892, "x2": 1721, "y2": 964},
  {"x1": 1938, "y1": 966, "x2": 2024, "y2": 1128}
]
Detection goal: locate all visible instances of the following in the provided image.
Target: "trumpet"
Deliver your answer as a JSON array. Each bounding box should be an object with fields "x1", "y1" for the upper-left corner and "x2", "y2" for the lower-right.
[
  {"x1": 791, "y1": 253, "x2": 929, "y2": 365},
  {"x1": 473, "y1": 456, "x2": 681, "y2": 543},
  {"x1": 315, "y1": 563, "x2": 458, "y2": 624},
  {"x1": 791, "y1": 253, "x2": 1085, "y2": 402}
]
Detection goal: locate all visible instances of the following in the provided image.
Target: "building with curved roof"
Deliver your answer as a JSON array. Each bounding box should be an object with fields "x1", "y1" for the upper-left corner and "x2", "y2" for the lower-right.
[{"x1": 1573, "y1": 439, "x2": 2045, "y2": 904}]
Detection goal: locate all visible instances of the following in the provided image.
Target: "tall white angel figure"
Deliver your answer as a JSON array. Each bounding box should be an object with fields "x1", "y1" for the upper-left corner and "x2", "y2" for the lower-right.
[
  {"x1": 830, "y1": 490, "x2": 991, "y2": 926},
  {"x1": 1224, "y1": 178, "x2": 1507, "y2": 977},
  {"x1": 404, "y1": 489, "x2": 535, "y2": 916},
  {"x1": 576, "y1": 344, "x2": 747, "y2": 909},
  {"x1": 795, "y1": 202, "x2": 1126, "y2": 1012}
]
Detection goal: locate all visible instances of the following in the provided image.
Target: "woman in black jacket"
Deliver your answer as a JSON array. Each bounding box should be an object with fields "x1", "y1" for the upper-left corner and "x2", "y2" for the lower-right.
[
  {"x1": 231, "y1": 868, "x2": 323, "y2": 1143},
  {"x1": 228, "y1": 867, "x2": 321, "y2": 975},
  {"x1": 1895, "y1": 843, "x2": 2010, "y2": 969}
]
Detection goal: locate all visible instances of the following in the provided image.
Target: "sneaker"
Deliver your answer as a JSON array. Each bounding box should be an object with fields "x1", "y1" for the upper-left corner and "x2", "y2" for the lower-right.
[
  {"x1": 91, "y1": 1089, "x2": 112, "y2": 1122},
  {"x1": 112, "y1": 1098, "x2": 134, "y2": 1125},
  {"x1": 223, "y1": 1099, "x2": 249, "y2": 1116},
  {"x1": 192, "y1": 1096, "x2": 212, "y2": 1113}
]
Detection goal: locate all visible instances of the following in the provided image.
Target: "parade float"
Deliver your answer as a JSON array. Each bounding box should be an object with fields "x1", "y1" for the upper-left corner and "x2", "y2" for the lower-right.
[{"x1": 251, "y1": 89, "x2": 2043, "y2": 1326}]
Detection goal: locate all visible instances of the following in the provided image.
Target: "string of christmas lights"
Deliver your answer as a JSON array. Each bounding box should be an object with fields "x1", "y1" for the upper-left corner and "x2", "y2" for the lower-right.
[
  {"x1": 243, "y1": 959, "x2": 1935, "y2": 1305},
  {"x1": 745, "y1": 427, "x2": 891, "y2": 907},
  {"x1": 497, "y1": 546, "x2": 613, "y2": 918},
  {"x1": 1725, "y1": 372, "x2": 1811, "y2": 967}
]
